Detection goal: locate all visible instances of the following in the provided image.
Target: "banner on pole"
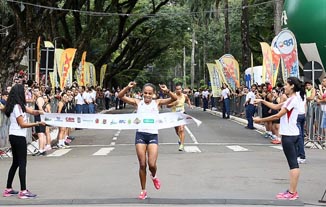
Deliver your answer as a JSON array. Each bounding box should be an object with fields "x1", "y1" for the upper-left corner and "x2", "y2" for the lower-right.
[
  {"x1": 260, "y1": 42, "x2": 273, "y2": 85},
  {"x1": 274, "y1": 29, "x2": 299, "y2": 80},
  {"x1": 207, "y1": 63, "x2": 222, "y2": 97}
]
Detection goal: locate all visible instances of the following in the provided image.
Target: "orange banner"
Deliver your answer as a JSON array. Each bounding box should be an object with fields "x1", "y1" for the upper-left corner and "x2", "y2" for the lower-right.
[
  {"x1": 59, "y1": 48, "x2": 77, "y2": 89},
  {"x1": 35, "y1": 36, "x2": 41, "y2": 84},
  {"x1": 260, "y1": 42, "x2": 273, "y2": 86}
]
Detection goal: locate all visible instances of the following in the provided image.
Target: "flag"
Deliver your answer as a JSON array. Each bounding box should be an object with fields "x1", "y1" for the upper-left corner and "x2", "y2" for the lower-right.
[
  {"x1": 100, "y1": 64, "x2": 107, "y2": 88},
  {"x1": 84, "y1": 62, "x2": 90, "y2": 86},
  {"x1": 274, "y1": 29, "x2": 299, "y2": 80},
  {"x1": 76, "y1": 51, "x2": 87, "y2": 86},
  {"x1": 88, "y1": 62, "x2": 96, "y2": 86},
  {"x1": 35, "y1": 36, "x2": 41, "y2": 84},
  {"x1": 54, "y1": 48, "x2": 64, "y2": 89},
  {"x1": 260, "y1": 42, "x2": 273, "y2": 85},
  {"x1": 59, "y1": 48, "x2": 77, "y2": 89},
  {"x1": 218, "y1": 54, "x2": 240, "y2": 90},
  {"x1": 271, "y1": 36, "x2": 281, "y2": 86},
  {"x1": 207, "y1": 63, "x2": 222, "y2": 97}
]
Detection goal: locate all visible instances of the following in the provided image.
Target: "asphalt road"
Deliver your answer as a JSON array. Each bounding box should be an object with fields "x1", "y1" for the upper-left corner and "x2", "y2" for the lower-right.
[{"x1": 0, "y1": 106, "x2": 326, "y2": 207}]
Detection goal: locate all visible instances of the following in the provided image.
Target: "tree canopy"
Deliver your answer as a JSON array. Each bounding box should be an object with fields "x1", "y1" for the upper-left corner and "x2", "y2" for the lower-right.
[{"x1": 0, "y1": 0, "x2": 277, "y2": 89}]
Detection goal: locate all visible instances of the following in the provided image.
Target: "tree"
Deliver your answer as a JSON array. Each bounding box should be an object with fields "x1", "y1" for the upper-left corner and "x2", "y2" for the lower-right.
[
  {"x1": 0, "y1": 0, "x2": 173, "y2": 89},
  {"x1": 241, "y1": 0, "x2": 250, "y2": 70}
]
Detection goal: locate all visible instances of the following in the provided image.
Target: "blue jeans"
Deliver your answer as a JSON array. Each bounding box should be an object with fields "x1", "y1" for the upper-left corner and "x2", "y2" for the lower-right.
[
  {"x1": 76, "y1": 104, "x2": 83, "y2": 114},
  {"x1": 88, "y1": 103, "x2": 95, "y2": 114},
  {"x1": 223, "y1": 98, "x2": 230, "y2": 118},
  {"x1": 246, "y1": 104, "x2": 255, "y2": 128},
  {"x1": 296, "y1": 114, "x2": 306, "y2": 159},
  {"x1": 83, "y1": 104, "x2": 89, "y2": 114},
  {"x1": 203, "y1": 98, "x2": 208, "y2": 111}
]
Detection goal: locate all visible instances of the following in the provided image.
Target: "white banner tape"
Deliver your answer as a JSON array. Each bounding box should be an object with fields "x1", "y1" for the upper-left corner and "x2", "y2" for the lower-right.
[{"x1": 41, "y1": 112, "x2": 201, "y2": 130}]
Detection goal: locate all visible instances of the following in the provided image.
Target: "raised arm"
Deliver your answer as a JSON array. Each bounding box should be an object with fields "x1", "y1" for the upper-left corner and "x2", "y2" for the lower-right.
[
  {"x1": 254, "y1": 99, "x2": 283, "y2": 110},
  {"x1": 157, "y1": 84, "x2": 178, "y2": 106},
  {"x1": 118, "y1": 82, "x2": 138, "y2": 106}
]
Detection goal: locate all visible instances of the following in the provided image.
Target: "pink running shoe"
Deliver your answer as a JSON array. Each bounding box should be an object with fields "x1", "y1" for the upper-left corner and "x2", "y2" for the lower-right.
[
  {"x1": 152, "y1": 177, "x2": 161, "y2": 190},
  {"x1": 3, "y1": 188, "x2": 19, "y2": 197},
  {"x1": 18, "y1": 189, "x2": 37, "y2": 199},
  {"x1": 276, "y1": 190, "x2": 299, "y2": 200},
  {"x1": 138, "y1": 190, "x2": 147, "y2": 200}
]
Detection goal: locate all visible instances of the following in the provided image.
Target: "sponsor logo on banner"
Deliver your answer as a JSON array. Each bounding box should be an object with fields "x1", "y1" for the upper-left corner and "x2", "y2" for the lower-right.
[
  {"x1": 66, "y1": 117, "x2": 75, "y2": 122},
  {"x1": 275, "y1": 29, "x2": 299, "y2": 79},
  {"x1": 276, "y1": 31, "x2": 295, "y2": 55}
]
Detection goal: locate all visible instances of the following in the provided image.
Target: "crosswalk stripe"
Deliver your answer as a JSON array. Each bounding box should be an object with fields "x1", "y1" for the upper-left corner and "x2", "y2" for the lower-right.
[
  {"x1": 226, "y1": 145, "x2": 249, "y2": 152},
  {"x1": 47, "y1": 149, "x2": 72, "y2": 157},
  {"x1": 184, "y1": 146, "x2": 201, "y2": 153},
  {"x1": 270, "y1": 145, "x2": 283, "y2": 150},
  {"x1": 93, "y1": 147, "x2": 115, "y2": 156}
]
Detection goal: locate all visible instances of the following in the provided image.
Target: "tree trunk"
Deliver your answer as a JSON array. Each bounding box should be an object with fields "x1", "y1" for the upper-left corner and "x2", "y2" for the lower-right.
[
  {"x1": 241, "y1": 0, "x2": 250, "y2": 70},
  {"x1": 223, "y1": 0, "x2": 230, "y2": 54},
  {"x1": 274, "y1": 0, "x2": 284, "y2": 35}
]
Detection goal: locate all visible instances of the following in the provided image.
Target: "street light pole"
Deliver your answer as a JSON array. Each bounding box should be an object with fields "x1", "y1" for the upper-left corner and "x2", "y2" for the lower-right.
[
  {"x1": 183, "y1": 46, "x2": 186, "y2": 88},
  {"x1": 191, "y1": 31, "x2": 195, "y2": 90}
]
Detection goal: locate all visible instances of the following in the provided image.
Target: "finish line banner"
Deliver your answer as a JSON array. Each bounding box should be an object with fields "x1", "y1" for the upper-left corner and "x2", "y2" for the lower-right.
[{"x1": 41, "y1": 112, "x2": 201, "y2": 130}]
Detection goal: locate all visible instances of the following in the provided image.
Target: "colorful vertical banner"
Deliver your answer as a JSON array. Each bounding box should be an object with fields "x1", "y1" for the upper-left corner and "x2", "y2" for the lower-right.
[
  {"x1": 49, "y1": 72, "x2": 54, "y2": 88},
  {"x1": 214, "y1": 60, "x2": 229, "y2": 87},
  {"x1": 88, "y1": 62, "x2": 96, "y2": 86},
  {"x1": 218, "y1": 54, "x2": 240, "y2": 90},
  {"x1": 100, "y1": 64, "x2": 107, "y2": 88},
  {"x1": 54, "y1": 48, "x2": 64, "y2": 89},
  {"x1": 260, "y1": 42, "x2": 273, "y2": 85},
  {"x1": 84, "y1": 62, "x2": 90, "y2": 86},
  {"x1": 274, "y1": 29, "x2": 299, "y2": 79},
  {"x1": 76, "y1": 51, "x2": 87, "y2": 86},
  {"x1": 207, "y1": 63, "x2": 222, "y2": 97},
  {"x1": 59, "y1": 48, "x2": 77, "y2": 89},
  {"x1": 271, "y1": 36, "x2": 281, "y2": 86},
  {"x1": 35, "y1": 36, "x2": 41, "y2": 84}
]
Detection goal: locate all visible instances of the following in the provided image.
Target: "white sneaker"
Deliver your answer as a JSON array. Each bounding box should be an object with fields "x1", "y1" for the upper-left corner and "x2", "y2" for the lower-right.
[
  {"x1": 297, "y1": 157, "x2": 306, "y2": 164},
  {"x1": 44, "y1": 145, "x2": 52, "y2": 151}
]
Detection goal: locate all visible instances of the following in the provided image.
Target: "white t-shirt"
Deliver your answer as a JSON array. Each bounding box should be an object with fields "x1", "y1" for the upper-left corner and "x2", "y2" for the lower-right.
[
  {"x1": 279, "y1": 96, "x2": 300, "y2": 136},
  {"x1": 82, "y1": 92, "x2": 90, "y2": 104},
  {"x1": 245, "y1": 91, "x2": 255, "y2": 104},
  {"x1": 137, "y1": 100, "x2": 159, "y2": 134},
  {"x1": 75, "y1": 93, "x2": 84, "y2": 105},
  {"x1": 296, "y1": 92, "x2": 306, "y2": 115},
  {"x1": 202, "y1": 90, "x2": 209, "y2": 99},
  {"x1": 9, "y1": 104, "x2": 27, "y2": 137},
  {"x1": 221, "y1": 88, "x2": 230, "y2": 99}
]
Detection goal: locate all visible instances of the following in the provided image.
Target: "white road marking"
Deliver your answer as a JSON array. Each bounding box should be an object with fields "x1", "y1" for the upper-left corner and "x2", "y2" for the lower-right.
[
  {"x1": 110, "y1": 142, "x2": 116, "y2": 146},
  {"x1": 185, "y1": 126, "x2": 199, "y2": 144},
  {"x1": 270, "y1": 145, "x2": 283, "y2": 150},
  {"x1": 92, "y1": 147, "x2": 115, "y2": 156},
  {"x1": 227, "y1": 145, "x2": 249, "y2": 152},
  {"x1": 112, "y1": 137, "x2": 117, "y2": 141},
  {"x1": 47, "y1": 149, "x2": 71, "y2": 157},
  {"x1": 184, "y1": 146, "x2": 201, "y2": 153}
]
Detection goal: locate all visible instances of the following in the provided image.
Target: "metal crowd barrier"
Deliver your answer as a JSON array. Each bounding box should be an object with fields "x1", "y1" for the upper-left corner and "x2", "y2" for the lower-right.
[{"x1": 305, "y1": 102, "x2": 326, "y2": 149}]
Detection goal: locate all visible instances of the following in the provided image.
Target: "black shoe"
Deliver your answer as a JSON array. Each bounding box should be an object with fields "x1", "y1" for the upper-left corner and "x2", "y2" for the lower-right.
[
  {"x1": 250, "y1": 127, "x2": 257, "y2": 130},
  {"x1": 32, "y1": 151, "x2": 40, "y2": 156}
]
